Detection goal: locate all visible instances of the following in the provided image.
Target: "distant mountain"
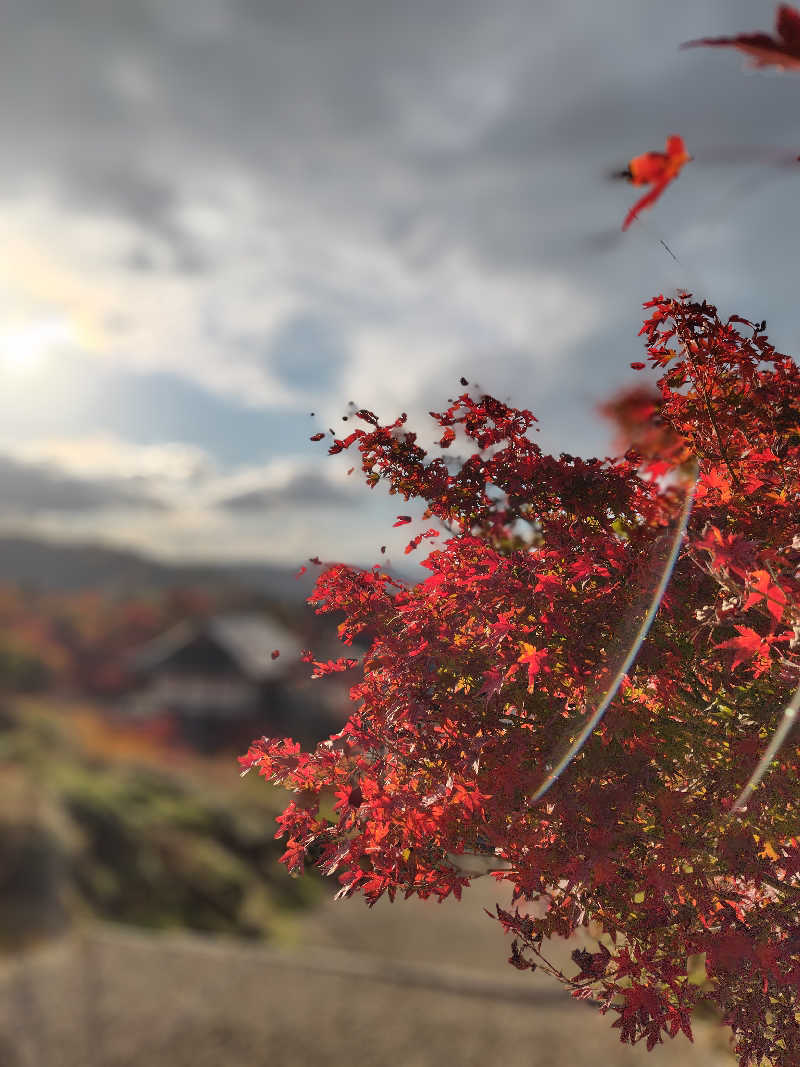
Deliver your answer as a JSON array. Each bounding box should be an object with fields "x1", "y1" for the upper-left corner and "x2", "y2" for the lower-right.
[
  {"x1": 0, "y1": 534, "x2": 314, "y2": 603},
  {"x1": 0, "y1": 534, "x2": 412, "y2": 606}
]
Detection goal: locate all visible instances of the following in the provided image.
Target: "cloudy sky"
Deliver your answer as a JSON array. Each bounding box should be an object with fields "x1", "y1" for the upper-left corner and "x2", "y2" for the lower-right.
[{"x1": 1, "y1": 0, "x2": 798, "y2": 575}]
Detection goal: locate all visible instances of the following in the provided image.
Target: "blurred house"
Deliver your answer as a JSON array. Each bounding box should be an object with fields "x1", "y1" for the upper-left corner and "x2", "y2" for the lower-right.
[{"x1": 122, "y1": 613, "x2": 340, "y2": 750}]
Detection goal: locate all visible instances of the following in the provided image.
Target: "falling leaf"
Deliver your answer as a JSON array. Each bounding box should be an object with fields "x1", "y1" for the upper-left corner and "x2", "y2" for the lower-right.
[{"x1": 620, "y1": 135, "x2": 692, "y2": 230}]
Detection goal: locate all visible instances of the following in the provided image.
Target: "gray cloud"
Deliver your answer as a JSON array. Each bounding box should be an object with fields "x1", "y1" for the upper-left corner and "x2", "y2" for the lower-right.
[
  {"x1": 0, "y1": 455, "x2": 166, "y2": 516},
  {"x1": 216, "y1": 471, "x2": 352, "y2": 512},
  {"x1": 5, "y1": 1, "x2": 795, "y2": 317},
  {"x1": 59, "y1": 165, "x2": 210, "y2": 274},
  {"x1": 2, "y1": 0, "x2": 799, "y2": 566}
]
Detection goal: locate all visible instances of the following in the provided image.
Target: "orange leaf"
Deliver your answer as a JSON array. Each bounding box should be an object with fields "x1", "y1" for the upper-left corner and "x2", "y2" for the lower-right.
[{"x1": 622, "y1": 136, "x2": 691, "y2": 230}]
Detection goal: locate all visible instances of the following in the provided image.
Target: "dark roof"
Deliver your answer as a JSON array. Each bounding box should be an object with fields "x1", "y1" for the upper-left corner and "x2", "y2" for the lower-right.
[{"x1": 128, "y1": 613, "x2": 303, "y2": 682}]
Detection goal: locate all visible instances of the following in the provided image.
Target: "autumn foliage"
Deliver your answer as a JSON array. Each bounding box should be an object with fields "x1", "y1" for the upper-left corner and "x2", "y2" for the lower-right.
[
  {"x1": 243, "y1": 293, "x2": 800, "y2": 1065},
  {"x1": 242, "y1": 6, "x2": 800, "y2": 1064}
]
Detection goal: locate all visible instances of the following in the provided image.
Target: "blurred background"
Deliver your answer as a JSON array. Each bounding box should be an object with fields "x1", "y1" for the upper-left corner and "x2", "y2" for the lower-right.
[{"x1": 1, "y1": 0, "x2": 795, "y2": 1061}]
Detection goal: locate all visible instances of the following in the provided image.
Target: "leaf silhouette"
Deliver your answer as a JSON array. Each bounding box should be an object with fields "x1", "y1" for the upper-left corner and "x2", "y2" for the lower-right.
[{"x1": 682, "y1": 4, "x2": 800, "y2": 72}]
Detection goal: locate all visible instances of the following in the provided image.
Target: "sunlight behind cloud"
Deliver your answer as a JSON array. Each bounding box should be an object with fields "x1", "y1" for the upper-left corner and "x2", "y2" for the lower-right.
[
  {"x1": 0, "y1": 317, "x2": 76, "y2": 373},
  {"x1": 15, "y1": 434, "x2": 214, "y2": 486},
  {"x1": 1, "y1": 0, "x2": 798, "y2": 567}
]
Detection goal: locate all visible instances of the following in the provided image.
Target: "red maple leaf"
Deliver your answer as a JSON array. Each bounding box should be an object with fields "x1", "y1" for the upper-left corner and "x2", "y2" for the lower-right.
[
  {"x1": 517, "y1": 642, "x2": 548, "y2": 691},
  {"x1": 694, "y1": 526, "x2": 757, "y2": 578},
  {"x1": 478, "y1": 666, "x2": 504, "y2": 704},
  {"x1": 620, "y1": 135, "x2": 692, "y2": 230},
  {"x1": 715, "y1": 625, "x2": 766, "y2": 670},
  {"x1": 490, "y1": 610, "x2": 517, "y2": 642},
  {"x1": 682, "y1": 5, "x2": 800, "y2": 72},
  {"x1": 742, "y1": 569, "x2": 788, "y2": 622}
]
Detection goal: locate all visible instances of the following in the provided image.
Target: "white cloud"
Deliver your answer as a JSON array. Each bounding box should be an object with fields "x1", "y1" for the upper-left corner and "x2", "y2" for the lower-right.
[
  {"x1": 202, "y1": 455, "x2": 360, "y2": 508},
  {"x1": 0, "y1": 435, "x2": 384, "y2": 563},
  {"x1": 15, "y1": 434, "x2": 215, "y2": 486}
]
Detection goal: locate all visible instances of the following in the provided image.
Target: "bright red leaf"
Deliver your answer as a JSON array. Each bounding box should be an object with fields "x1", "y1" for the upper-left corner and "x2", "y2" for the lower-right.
[{"x1": 620, "y1": 135, "x2": 692, "y2": 230}]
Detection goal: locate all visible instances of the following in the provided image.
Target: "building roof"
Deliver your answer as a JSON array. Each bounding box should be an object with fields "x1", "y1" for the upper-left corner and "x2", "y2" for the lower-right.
[{"x1": 128, "y1": 613, "x2": 304, "y2": 682}]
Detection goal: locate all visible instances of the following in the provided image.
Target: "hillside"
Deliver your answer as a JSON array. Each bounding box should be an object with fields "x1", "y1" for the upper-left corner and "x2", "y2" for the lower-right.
[
  {"x1": 0, "y1": 698, "x2": 321, "y2": 947},
  {"x1": 0, "y1": 533, "x2": 415, "y2": 605},
  {"x1": 0, "y1": 534, "x2": 318, "y2": 605}
]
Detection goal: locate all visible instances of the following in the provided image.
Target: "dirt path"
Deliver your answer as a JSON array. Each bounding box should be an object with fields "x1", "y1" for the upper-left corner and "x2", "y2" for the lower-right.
[{"x1": 0, "y1": 878, "x2": 735, "y2": 1067}]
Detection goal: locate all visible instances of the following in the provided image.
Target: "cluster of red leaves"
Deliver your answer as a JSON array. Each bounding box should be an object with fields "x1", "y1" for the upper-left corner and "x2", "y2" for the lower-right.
[{"x1": 242, "y1": 293, "x2": 800, "y2": 1067}]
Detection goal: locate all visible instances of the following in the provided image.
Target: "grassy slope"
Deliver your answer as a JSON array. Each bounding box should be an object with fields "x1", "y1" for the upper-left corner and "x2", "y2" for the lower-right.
[{"x1": 0, "y1": 697, "x2": 321, "y2": 948}]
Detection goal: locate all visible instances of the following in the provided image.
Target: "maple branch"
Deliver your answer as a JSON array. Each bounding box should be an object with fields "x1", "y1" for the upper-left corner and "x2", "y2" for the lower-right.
[
  {"x1": 680, "y1": 339, "x2": 743, "y2": 492},
  {"x1": 758, "y1": 872, "x2": 800, "y2": 897},
  {"x1": 527, "y1": 941, "x2": 595, "y2": 991}
]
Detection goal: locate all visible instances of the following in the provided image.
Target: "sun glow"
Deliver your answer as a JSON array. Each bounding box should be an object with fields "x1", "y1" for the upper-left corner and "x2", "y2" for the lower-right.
[{"x1": 0, "y1": 317, "x2": 75, "y2": 371}]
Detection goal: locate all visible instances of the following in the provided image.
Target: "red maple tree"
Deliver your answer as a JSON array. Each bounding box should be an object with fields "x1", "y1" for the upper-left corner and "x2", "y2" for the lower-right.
[{"x1": 243, "y1": 293, "x2": 800, "y2": 1065}]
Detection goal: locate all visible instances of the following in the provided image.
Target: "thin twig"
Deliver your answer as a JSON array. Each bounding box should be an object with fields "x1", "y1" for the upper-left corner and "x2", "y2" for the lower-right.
[{"x1": 681, "y1": 340, "x2": 743, "y2": 492}]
